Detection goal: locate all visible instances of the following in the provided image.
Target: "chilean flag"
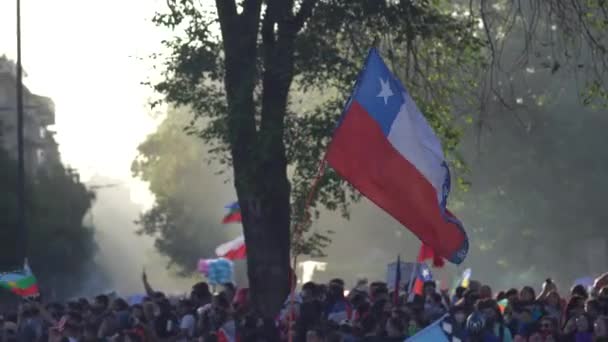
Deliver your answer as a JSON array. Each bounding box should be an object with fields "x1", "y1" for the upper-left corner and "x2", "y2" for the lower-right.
[
  {"x1": 326, "y1": 48, "x2": 468, "y2": 264},
  {"x1": 222, "y1": 202, "x2": 242, "y2": 224},
  {"x1": 215, "y1": 235, "x2": 247, "y2": 260}
]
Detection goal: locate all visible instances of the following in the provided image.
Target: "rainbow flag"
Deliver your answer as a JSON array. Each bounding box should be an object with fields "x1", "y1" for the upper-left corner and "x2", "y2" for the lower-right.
[
  {"x1": 221, "y1": 201, "x2": 242, "y2": 224},
  {"x1": 497, "y1": 298, "x2": 508, "y2": 314},
  {"x1": 0, "y1": 262, "x2": 39, "y2": 298}
]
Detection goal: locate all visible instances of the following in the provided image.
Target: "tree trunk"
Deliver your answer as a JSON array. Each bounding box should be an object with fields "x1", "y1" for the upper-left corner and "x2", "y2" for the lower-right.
[
  {"x1": 215, "y1": 0, "x2": 292, "y2": 319},
  {"x1": 215, "y1": 0, "x2": 315, "y2": 319}
]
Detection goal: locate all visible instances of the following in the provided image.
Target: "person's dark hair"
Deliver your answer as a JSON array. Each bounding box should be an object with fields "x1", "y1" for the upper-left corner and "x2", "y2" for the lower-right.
[
  {"x1": 67, "y1": 301, "x2": 81, "y2": 312},
  {"x1": 113, "y1": 298, "x2": 129, "y2": 311},
  {"x1": 328, "y1": 283, "x2": 344, "y2": 301},
  {"x1": 520, "y1": 286, "x2": 536, "y2": 302},
  {"x1": 214, "y1": 293, "x2": 231, "y2": 309},
  {"x1": 571, "y1": 284, "x2": 589, "y2": 299},
  {"x1": 95, "y1": 295, "x2": 109, "y2": 308},
  {"x1": 463, "y1": 289, "x2": 480, "y2": 307},
  {"x1": 157, "y1": 298, "x2": 172, "y2": 315},
  {"x1": 78, "y1": 298, "x2": 90, "y2": 310},
  {"x1": 192, "y1": 282, "x2": 210, "y2": 294},
  {"x1": 330, "y1": 278, "x2": 345, "y2": 288},
  {"x1": 350, "y1": 293, "x2": 366, "y2": 308},
  {"x1": 505, "y1": 288, "x2": 519, "y2": 298},
  {"x1": 495, "y1": 291, "x2": 506, "y2": 302},
  {"x1": 372, "y1": 285, "x2": 388, "y2": 299},
  {"x1": 302, "y1": 282, "x2": 317, "y2": 293},
  {"x1": 424, "y1": 280, "x2": 437, "y2": 289}
]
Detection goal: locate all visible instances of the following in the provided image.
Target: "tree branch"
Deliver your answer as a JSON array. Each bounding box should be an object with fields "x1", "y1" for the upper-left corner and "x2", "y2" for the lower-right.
[{"x1": 294, "y1": 0, "x2": 318, "y2": 32}]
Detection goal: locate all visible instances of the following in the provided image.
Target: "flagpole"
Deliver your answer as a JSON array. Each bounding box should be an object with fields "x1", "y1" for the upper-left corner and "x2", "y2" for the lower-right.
[
  {"x1": 16, "y1": 0, "x2": 27, "y2": 264},
  {"x1": 407, "y1": 262, "x2": 417, "y2": 302}
]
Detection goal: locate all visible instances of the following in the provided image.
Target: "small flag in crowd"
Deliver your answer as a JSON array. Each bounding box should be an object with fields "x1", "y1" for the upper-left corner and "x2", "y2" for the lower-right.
[
  {"x1": 451, "y1": 268, "x2": 472, "y2": 297},
  {"x1": 497, "y1": 298, "x2": 508, "y2": 314},
  {"x1": 215, "y1": 235, "x2": 247, "y2": 261},
  {"x1": 0, "y1": 261, "x2": 39, "y2": 298},
  {"x1": 325, "y1": 48, "x2": 468, "y2": 265},
  {"x1": 221, "y1": 201, "x2": 242, "y2": 224},
  {"x1": 412, "y1": 263, "x2": 433, "y2": 297},
  {"x1": 406, "y1": 314, "x2": 464, "y2": 341},
  {"x1": 460, "y1": 268, "x2": 472, "y2": 288}
]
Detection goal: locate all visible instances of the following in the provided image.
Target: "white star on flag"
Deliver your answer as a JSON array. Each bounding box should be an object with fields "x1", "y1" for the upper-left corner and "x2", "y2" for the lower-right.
[
  {"x1": 422, "y1": 269, "x2": 430, "y2": 278},
  {"x1": 377, "y1": 78, "x2": 393, "y2": 105}
]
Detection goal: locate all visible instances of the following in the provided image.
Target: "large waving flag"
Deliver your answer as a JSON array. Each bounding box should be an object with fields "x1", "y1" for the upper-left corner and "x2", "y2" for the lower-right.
[
  {"x1": 0, "y1": 262, "x2": 39, "y2": 298},
  {"x1": 326, "y1": 48, "x2": 468, "y2": 264},
  {"x1": 215, "y1": 235, "x2": 246, "y2": 260}
]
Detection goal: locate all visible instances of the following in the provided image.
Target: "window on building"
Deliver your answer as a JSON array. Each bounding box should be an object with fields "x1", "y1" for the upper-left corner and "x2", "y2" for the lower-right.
[
  {"x1": 36, "y1": 148, "x2": 45, "y2": 165},
  {"x1": 39, "y1": 127, "x2": 45, "y2": 139}
]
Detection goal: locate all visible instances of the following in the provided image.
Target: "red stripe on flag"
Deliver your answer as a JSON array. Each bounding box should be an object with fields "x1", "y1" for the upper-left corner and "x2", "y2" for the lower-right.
[
  {"x1": 12, "y1": 284, "x2": 39, "y2": 297},
  {"x1": 222, "y1": 244, "x2": 247, "y2": 261},
  {"x1": 326, "y1": 101, "x2": 467, "y2": 261},
  {"x1": 222, "y1": 212, "x2": 242, "y2": 224},
  {"x1": 413, "y1": 278, "x2": 424, "y2": 296}
]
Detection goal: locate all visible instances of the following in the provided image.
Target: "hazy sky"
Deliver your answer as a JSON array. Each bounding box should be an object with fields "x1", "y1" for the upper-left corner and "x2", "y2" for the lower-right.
[{"x1": 0, "y1": 0, "x2": 177, "y2": 207}]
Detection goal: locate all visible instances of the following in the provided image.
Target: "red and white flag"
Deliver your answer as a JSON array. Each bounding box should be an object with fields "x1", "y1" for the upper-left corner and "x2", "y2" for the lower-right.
[{"x1": 215, "y1": 235, "x2": 246, "y2": 261}]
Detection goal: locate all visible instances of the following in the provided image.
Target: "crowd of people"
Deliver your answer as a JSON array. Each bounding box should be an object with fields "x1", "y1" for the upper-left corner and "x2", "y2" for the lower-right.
[{"x1": 1, "y1": 271, "x2": 608, "y2": 342}]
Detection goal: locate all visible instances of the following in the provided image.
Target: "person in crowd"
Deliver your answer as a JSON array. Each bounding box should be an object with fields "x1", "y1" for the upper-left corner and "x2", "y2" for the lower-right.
[
  {"x1": 177, "y1": 299, "x2": 196, "y2": 341},
  {"x1": 595, "y1": 315, "x2": 608, "y2": 341},
  {"x1": 564, "y1": 295, "x2": 587, "y2": 329},
  {"x1": 528, "y1": 316, "x2": 559, "y2": 342},
  {"x1": 385, "y1": 316, "x2": 406, "y2": 341},
  {"x1": 480, "y1": 285, "x2": 493, "y2": 300},
  {"x1": 477, "y1": 298, "x2": 513, "y2": 342},
  {"x1": 571, "y1": 285, "x2": 589, "y2": 301},
  {"x1": 153, "y1": 298, "x2": 177, "y2": 340},
  {"x1": 574, "y1": 313, "x2": 594, "y2": 342},
  {"x1": 541, "y1": 290, "x2": 563, "y2": 324}
]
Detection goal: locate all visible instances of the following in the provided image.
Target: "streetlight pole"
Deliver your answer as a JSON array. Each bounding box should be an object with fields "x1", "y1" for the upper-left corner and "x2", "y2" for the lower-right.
[{"x1": 16, "y1": 0, "x2": 27, "y2": 264}]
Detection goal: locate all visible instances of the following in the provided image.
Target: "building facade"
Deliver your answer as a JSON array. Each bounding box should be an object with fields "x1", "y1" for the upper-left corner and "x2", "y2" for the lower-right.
[{"x1": 0, "y1": 56, "x2": 59, "y2": 173}]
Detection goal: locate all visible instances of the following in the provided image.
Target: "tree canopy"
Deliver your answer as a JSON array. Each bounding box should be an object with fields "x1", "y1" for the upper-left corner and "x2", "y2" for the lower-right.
[
  {"x1": 0, "y1": 151, "x2": 98, "y2": 299},
  {"x1": 142, "y1": 0, "x2": 608, "y2": 315}
]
